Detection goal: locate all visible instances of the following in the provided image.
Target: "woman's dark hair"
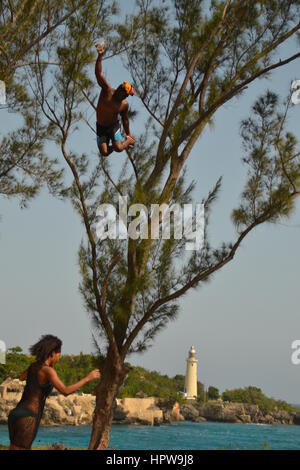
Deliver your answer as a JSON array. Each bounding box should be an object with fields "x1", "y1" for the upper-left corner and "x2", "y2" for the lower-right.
[{"x1": 29, "y1": 334, "x2": 62, "y2": 363}]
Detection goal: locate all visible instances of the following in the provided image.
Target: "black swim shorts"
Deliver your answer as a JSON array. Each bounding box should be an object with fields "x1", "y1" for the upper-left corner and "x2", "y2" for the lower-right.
[{"x1": 96, "y1": 120, "x2": 123, "y2": 148}]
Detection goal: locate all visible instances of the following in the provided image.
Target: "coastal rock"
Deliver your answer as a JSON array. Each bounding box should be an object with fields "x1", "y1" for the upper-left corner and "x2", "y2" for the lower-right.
[
  {"x1": 0, "y1": 378, "x2": 25, "y2": 401},
  {"x1": 197, "y1": 401, "x2": 295, "y2": 426},
  {"x1": 198, "y1": 402, "x2": 262, "y2": 424},
  {"x1": 113, "y1": 398, "x2": 163, "y2": 426},
  {"x1": 243, "y1": 404, "x2": 261, "y2": 421},
  {"x1": 0, "y1": 381, "x2": 163, "y2": 426},
  {"x1": 180, "y1": 404, "x2": 200, "y2": 421},
  {"x1": 198, "y1": 401, "x2": 231, "y2": 422},
  {"x1": 0, "y1": 378, "x2": 297, "y2": 427},
  {"x1": 41, "y1": 394, "x2": 96, "y2": 426},
  {"x1": 237, "y1": 414, "x2": 251, "y2": 424},
  {"x1": 171, "y1": 402, "x2": 185, "y2": 422},
  {"x1": 0, "y1": 378, "x2": 96, "y2": 426},
  {"x1": 266, "y1": 414, "x2": 276, "y2": 424},
  {"x1": 293, "y1": 412, "x2": 300, "y2": 425},
  {"x1": 163, "y1": 402, "x2": 185, "y2": 423},
  {"x1": 270, "y1": 409, "x2": 294, "y2": 425},
  {"x1": 194, "y1": 416, "x2": 207, "y2": 423}
]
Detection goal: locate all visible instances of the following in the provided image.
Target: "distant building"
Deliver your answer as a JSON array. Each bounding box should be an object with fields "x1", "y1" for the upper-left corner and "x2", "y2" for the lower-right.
[{"x1": 182, "y1": 346, "x2": 198, "y2": 400}]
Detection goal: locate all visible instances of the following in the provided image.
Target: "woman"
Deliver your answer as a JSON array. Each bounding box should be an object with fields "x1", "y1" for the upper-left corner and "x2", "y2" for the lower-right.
[{"x1": 8, "y1": 334, "x2": 100, "y2": 450}]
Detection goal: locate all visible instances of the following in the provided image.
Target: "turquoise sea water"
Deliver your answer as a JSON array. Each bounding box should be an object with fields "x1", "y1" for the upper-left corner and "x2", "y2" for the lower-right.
[{"x1": 1, "y1": 421, "x2": 300, "y2": 450}]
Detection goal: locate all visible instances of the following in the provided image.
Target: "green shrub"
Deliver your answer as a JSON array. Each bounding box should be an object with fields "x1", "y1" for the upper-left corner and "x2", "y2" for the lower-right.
[{"x1": 222, "y1": 386, "x2": 293, "y2": 413}]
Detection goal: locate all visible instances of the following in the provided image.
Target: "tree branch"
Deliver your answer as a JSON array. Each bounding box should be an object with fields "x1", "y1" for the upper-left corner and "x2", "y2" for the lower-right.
[
  {"x1": 101, "y1": 255, "x2": 121, "y2": 313},
  {"x1": 121, "y1": 214, "x2": 265, "y2": 359}
]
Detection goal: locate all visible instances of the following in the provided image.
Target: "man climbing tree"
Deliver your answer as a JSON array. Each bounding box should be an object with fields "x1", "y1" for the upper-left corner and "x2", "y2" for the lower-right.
[
  {"x1": 95, "y1": 42, "x2": 136, "y2": 156},
  {"x1": 27, "y1": 0, "x2": 300, "y2": 450}
]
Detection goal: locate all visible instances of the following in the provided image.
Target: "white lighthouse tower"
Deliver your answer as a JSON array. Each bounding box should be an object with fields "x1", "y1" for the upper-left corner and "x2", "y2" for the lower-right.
[{"x1": 183, "y1": 345, "x2": 198, "y2": 400}]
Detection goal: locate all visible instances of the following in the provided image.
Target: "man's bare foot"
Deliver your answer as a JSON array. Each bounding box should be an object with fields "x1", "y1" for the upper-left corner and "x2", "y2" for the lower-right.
[{"x1": 127, "y1": 135, "x2": 135, "y2": 148}]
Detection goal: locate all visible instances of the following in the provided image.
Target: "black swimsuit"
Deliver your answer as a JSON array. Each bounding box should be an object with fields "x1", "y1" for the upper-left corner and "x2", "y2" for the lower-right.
[
  {"x1": 8, "y1": 361, "x2": 53, "y2": 449},
  {"x1": 96, "y1": 120, "x2": 123, "y2": 147}
]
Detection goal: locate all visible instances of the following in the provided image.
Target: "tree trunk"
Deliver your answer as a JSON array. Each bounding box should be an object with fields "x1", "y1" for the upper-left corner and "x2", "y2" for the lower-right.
[{"x1": 88, "y1": 350, "x2": 127, "y2": 450}]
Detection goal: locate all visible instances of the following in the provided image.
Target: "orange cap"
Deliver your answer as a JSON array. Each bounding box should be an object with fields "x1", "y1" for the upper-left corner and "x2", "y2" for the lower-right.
[{"x1": 123, "y1": 81, "x2": 135, "y2": 96}]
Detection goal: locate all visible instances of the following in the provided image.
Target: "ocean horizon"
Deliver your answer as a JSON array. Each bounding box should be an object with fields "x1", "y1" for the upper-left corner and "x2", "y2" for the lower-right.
[{"x1": 1, "y1": 421, "x2": 300, "y2": 450}]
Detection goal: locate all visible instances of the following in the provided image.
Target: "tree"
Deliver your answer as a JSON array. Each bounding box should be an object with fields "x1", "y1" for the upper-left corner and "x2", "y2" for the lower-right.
[
  {"x1": 26, "y1": 0, "x2": 300, "y2": 449},
  {"x1": 0, "y1": 0, "x2": 97, "y2": 207},
  {"x1": 0, "y1": 0, "x2": 85, "y2": 84},
  {"x1": 0, "y1": 102, "x2": 64, "y2": 207},
  {"x1": 196, "y1": 381, "x2": 205, "y2": 403},
  {"x1": 7, "y1": 346, "x2": 23, "y2": 353},
  {"x1": 208, "y1": 386, "x2": 220, "y2": 400}
]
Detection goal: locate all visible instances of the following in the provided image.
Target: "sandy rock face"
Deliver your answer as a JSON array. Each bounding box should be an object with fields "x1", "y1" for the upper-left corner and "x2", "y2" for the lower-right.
[
  {"x1": 197, "y1": 401, "x2": 295, "y2": 425},
  {"x1": 0, "y1": 379, "x2": 164, "y2": 426},
  {"x1": 0, "y1": 378, "x2": 97, "y2": 426},
  {"x1": 41, "y1": 394, "x2": 96, "y2": 426},
  {"x1": 0, "y1": 378, "x2": 297, "y2": 426},
  {"x1": 114, "y1": 398, "x2": 164, "y2": 425}
]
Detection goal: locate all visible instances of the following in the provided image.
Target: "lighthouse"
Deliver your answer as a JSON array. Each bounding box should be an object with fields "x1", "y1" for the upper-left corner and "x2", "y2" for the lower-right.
[{"x1": 184, "y1": 346, "x2": 198, "y2": 400}]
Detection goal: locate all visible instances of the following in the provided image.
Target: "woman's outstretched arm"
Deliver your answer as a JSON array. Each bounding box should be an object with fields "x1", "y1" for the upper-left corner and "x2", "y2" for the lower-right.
[{"x1": 45, "y1": 367, "x2": 100, "y2": 396}]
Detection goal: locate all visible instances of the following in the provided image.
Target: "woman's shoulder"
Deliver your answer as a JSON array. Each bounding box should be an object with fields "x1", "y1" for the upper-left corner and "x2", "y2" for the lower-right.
[
  {"x1": 32, "y1": 361, "x2": 51, "y2": 370},
  {"x1": 36, "y1": 364, "x2": 53, "y2": 387},
  {"x1": 41, "y1": 364, "x2": 54, "y2": 371},
  {"x1": 40, "y1": 365, "x2": 55, "y2": 378}
]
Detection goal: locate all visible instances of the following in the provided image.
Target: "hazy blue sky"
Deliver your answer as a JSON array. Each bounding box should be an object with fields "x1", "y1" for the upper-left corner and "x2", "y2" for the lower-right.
[{"x1": 1, "y1": 2, "x2": 300, "y2": 403}]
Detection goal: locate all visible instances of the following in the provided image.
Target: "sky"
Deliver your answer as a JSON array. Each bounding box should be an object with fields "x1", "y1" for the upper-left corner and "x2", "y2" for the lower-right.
[{"x1": 1, "y1": 1, "x2": 300, "y2": 403}]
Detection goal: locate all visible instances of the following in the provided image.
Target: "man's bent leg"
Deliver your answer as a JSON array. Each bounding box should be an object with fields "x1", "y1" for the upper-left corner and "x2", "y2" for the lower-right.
[
  {"x1": 100, "y1": 143, "x2": 108, "y2": 156},
  {"x1": 99, "y1": 142, "x2": 114, "y2": 156},
  {"x1": 97, "y1": 134, "x2": 113, "y2": 156}
]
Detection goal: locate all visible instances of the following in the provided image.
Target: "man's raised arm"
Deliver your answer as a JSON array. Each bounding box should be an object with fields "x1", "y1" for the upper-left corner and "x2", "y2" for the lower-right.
[{"x1": 95, "y1": 43, "x2": 111, "y2": 91}]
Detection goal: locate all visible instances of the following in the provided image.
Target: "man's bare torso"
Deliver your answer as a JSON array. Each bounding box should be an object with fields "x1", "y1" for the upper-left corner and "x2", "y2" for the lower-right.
[{"x1": 97, "y1": 89, "x2": 127, "y2": 126}]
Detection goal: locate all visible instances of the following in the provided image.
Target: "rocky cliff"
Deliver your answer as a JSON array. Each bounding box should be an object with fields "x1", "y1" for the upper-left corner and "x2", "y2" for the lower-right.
[
  {"x1": 193, "y1": 401, "x2": 296, "y2": 425},
  {"x1": 0, "y1": 378, "x2": 298, "y2": 426},
  {"x1": 0, "y1": 378, "x2": 168, "y2": 426}
]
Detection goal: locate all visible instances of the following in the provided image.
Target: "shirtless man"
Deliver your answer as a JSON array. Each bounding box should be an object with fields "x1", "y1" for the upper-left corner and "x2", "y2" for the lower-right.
[{"x1": 95, "y1": 43, "x2": 136, "y2": 156}]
